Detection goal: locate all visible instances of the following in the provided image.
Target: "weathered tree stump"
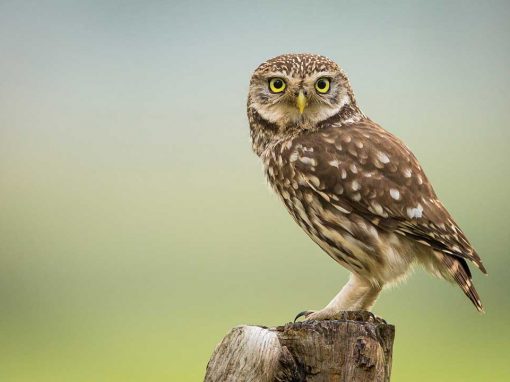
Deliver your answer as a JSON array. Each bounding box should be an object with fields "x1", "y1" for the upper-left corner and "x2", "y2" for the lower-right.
[{"x1": 205, "y1": 311, "x2": 394, "y2": 382}]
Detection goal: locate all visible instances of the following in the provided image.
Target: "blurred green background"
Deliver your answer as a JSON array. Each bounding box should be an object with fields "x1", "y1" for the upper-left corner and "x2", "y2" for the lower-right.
[{"x1": 1, "y1": 1, "x2": 509, "y2": 381}]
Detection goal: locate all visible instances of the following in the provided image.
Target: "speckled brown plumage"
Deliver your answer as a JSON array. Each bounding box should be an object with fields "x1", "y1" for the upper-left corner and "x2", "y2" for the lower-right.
[{"x1": 247, "y1": 53, "x2": 486, "y2": 317}]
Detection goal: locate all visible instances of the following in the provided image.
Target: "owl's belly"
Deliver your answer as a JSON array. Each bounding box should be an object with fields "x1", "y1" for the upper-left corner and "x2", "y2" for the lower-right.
[{"x1": 267, "y1": 171, "x2": 414, "y2": 285}]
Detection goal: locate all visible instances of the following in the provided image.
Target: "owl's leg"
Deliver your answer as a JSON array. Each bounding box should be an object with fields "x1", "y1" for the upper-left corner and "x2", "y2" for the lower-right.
[{"x1": 295, "y1": 273, "x2": 382, "y2": 321}]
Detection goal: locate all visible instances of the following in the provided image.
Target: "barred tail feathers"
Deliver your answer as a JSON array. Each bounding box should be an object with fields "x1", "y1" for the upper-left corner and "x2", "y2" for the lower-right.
[{"x1": 437, "y1": 252, "x2": 484, "y2": 312}]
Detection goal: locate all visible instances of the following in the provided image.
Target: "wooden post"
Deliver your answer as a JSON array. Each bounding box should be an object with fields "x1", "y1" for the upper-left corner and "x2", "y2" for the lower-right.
[{"x1": 205, "y1": 311, "x2": 395, "y2": 382}]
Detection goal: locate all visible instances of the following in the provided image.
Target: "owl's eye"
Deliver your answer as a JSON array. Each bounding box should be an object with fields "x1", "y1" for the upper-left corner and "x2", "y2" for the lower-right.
[
  {"x1": 269, "y1": 78, "x2": 286, "y2": 93},
  {"x1": 315, "y1": 78, "x2": 330, "y2": 93}
]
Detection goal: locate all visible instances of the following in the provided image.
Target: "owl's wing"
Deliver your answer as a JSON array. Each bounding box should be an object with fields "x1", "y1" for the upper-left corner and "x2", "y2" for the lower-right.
[{"x1": 286, "y1": 120, "x2": 486, "y2": 275}]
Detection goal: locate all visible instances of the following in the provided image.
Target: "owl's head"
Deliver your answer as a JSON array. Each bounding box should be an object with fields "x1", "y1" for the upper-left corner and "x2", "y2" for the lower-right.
[{"x1": 248, "y1": 54, "x2": 362, "y2": 149}]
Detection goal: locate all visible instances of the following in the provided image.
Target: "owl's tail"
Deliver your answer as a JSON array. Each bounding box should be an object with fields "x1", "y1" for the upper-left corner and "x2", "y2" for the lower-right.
[{"x1": 439, "y1": 252, "x2": 484, "y2": 312}]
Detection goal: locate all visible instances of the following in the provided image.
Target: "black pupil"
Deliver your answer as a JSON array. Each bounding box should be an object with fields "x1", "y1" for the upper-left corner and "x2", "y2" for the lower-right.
[
  {"x1": 273, "y1": 79, "x2": 283, "y2": 89},
  {"x1": 317, "y1": 79, "x2": 327, "y2": 90}
]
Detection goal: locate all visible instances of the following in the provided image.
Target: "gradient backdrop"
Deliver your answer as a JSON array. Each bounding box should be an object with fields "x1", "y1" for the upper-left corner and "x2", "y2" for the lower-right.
[{"x1": 1, "y1": 1, "x2": 509, "y2": 381}]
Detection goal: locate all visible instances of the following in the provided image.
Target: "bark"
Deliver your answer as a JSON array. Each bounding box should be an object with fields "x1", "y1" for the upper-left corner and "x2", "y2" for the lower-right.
[{"x1": 205, "y1": 311, "x2": 395, "y2": 382}]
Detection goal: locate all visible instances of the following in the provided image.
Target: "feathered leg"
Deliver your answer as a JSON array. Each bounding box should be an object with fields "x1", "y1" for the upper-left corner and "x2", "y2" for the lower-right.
[{"x1": 295, "y1": 273, "x2": 382, "y2": 321}]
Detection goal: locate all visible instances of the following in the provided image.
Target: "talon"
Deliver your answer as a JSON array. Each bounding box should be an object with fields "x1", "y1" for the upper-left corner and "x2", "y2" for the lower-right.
[{"x1": 294, "y1": 310, "x2": 313, "y2": 322}]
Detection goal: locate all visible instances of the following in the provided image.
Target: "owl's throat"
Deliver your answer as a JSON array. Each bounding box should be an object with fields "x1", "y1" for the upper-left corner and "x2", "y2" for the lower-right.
[{"x1": 248, "y1": 103, "x2": 364, "y2": 157}]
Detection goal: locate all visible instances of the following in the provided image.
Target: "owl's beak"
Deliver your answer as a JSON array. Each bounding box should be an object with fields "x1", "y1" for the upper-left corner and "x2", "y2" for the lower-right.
[{"x1": 296, "y1": 90, "x2": 307, "y2": 114}]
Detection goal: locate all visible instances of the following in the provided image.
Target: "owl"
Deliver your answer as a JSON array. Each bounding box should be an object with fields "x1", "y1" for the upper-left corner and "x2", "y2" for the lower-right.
[{"x1": 247, "y1": 53, "x2": 486, "y2": 320}]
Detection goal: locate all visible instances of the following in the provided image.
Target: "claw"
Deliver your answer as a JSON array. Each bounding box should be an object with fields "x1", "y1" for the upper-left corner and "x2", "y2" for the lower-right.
[{"x1": 294, "y1": 310, "x2": 313, "y2": 322}]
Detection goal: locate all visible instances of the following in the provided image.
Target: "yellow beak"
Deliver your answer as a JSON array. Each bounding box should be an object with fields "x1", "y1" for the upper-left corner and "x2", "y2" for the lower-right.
[{"x1": 296, "y1": 90, "x2": 307, "y2": 114}]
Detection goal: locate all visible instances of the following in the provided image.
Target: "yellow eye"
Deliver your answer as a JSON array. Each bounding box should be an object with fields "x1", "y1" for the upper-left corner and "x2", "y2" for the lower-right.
[
  {"x1": 315, "y1": 77, "x2": 330, "y2": 93},
  {"x1": 269, "y1": 77, "x2": 286, "y2": 93}
]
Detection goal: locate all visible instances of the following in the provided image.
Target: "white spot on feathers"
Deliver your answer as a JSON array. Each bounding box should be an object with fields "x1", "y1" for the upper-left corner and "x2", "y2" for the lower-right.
[
  {"x1": 390, "y1": 188, "x2": 401, "y2": 200},
  {"x1": 308, "y1": 175, "x2": 321, "y2": 188},
  {"x1": 377, "y1": 152, "x2": 390, "y2": 164},
  {"x1": 299, "y1": 157, "x2": 317, "y2": 166},
  {"x1": 333, "y1": 204, "x2": 351, "y2": 214},
  {"x1": 370, "y1": 202, "x2": 385, "y2": 216},
  {"x1": 406, "y1": 204, "x2": 423, "y2": 219}
]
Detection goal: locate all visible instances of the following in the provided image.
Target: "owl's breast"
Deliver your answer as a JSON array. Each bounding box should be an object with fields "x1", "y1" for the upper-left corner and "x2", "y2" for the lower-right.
[
  {"x1": 262, "y1": 141, "x2": 362, "y2": 271},
  {"x1": 261, "y1": 138, "x2": 415, "y2": 284}
]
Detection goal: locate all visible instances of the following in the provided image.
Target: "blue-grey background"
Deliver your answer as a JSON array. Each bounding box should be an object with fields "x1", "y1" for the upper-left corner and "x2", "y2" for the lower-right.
[{"x1": 1, "y1": 1, "x2": 509, "y2": 380}]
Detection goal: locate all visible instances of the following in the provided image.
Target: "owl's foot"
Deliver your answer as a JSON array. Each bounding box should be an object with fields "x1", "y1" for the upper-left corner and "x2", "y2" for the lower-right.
[
  {"x1": 294, "y1": 309, "x2": 385, "y2": 323},
  {"x1": 294, "y1": 309, "x2": 338, "y2": 322},
  {"x1": 294, "y1": 310, "x2": 312, "y2": 322}
]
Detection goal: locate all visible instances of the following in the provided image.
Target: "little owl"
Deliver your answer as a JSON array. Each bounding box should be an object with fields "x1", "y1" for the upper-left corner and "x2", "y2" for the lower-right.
[{"x1": 247, "y1": 53, "x2": 486, "y2": 321}]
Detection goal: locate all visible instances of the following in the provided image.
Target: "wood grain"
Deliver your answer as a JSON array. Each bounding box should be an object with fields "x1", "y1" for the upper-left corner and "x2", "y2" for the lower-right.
[{"x1": 205, "y1": 311, "x2": 395, "y2": 382}]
